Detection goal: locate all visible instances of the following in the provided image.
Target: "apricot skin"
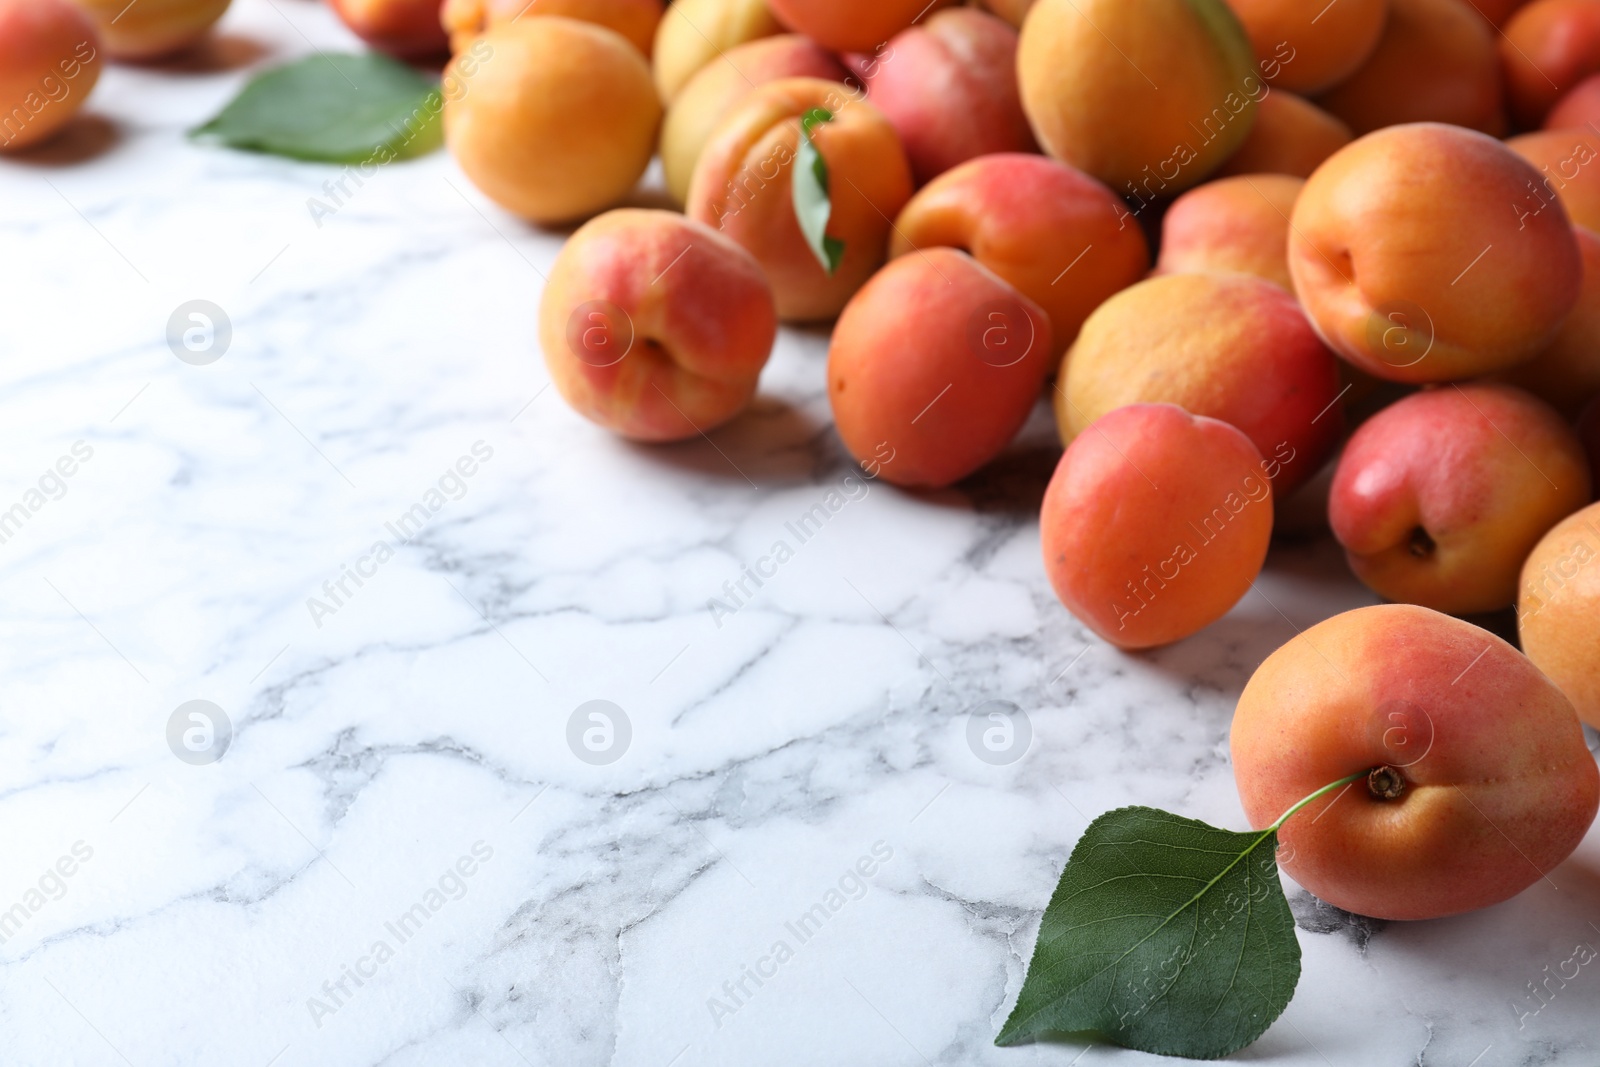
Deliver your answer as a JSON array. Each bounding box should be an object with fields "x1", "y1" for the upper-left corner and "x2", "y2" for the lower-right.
[
  {"x1": 1546, "y1": 73, "x2": 1600, "y2": 129},
  {"x1": 1222, "y1": 0, "x2": 1387, "y2": 95},
  {"x1": 1017, "y1": 0, "x2": 1261, "y2": 197},
  {"x1": 686, "y1": 77, "x2": 914, "y2": 322},
  {"x1": 1057, "y1": 273, "x2": 1344, "y2": 497},
  {"x1": 1494, "y1": 227, "x2": 1600, "y2": 417},
  {"x1": 1289, "y1": 123, "x2": 1582, "y2": 384},
  {"x1": 1502, "y1": 0, "x2": 1600, "y2": 130},
  {"x1": 1520, "y1": 502, "x2": 1600, "y2": 730},
  {"x1": 0, "y1": 0, "x2": 101, "y2": 152},
  {"x1": 651, "y1": 0, "x2": 782, "y2": 102},
  {"x1": 539, "y1": 209, "x2": 777, "y2": 441},
  {"x1": 1233, "y1": 604, "x2": 1599, "y2": 921},
  {"x1": 1329, "y1": 383, "x2": 1592, "y2": 615},
  {"x1": 1155, "y1": 173, "x2": 1302, "y2": 293},
  {"x1": 1316, "y1": 0, "x2": 1505, "y2": 137},
  {"x1": 1507, "y1": 128, "x2": 1600, "y2": 234},
  {"x1": 331, "y1": 0, "x2": 448, "y2": 57},
  {"x1": 444, "y1": 18, "x2": 661, "y2": 225},
  {"x1": 660, "y1": 35, "x2": 846, "y2": 206},
  {"x1": 889, "y1": 153, "x2": 1149, "y2": 354},
  {"x1": 70, "y1": 0, "x2": 229, "y2": 60},
  {"x1": 1041, "y1": 403, "x2": 1274, "y2": 650},
  {"x1": 1214, "y1": 90, "x2": 1352, "y2": 179},
  {"x1": 827, "y1": 249, "x2": 1052, "y2": 489},
  {"x1": 443, "y1": 0, "x2": 663, "y2": 57},
  {"x1": 853, "y1": 9, "x2": 1035, "y2": 186},
  {"x1": 763, "y1": 0, "x2": 955, "y2": 53}
]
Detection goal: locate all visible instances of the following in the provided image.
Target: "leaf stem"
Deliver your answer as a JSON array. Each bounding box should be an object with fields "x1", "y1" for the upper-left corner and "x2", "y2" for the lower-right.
[{"x1": 1269, "y1": 772, "x2": 1366, "y2": 831}]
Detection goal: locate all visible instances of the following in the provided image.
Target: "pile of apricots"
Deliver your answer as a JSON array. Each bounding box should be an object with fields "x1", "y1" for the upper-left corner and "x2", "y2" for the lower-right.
[{"x1": 9, "y1": 0, "x2": 1600, "y2": 922}]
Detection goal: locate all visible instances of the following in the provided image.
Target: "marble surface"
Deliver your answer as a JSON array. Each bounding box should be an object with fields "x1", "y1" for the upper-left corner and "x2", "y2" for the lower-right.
[{"x1": 3, "y1": 2, "x2": 1600, "y2": 1064}]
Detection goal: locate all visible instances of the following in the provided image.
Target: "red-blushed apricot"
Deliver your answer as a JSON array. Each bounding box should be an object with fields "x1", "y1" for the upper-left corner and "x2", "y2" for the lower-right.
[
  {"x1": 1502, "y1": 0, "x2": 1600, "y2": 129},
  {"x1": 1222, "y1": 0, "x2": 1387, "y2": 95},
  {"x1": 1546, "y1": 72, "x2": 1600, "y2": 128},
  {"x1": 331, "y1": 0, "x2": 447, "y2": 57},
  {"x1": 444, "y1": 18, "x2": 660, "y2": 225},
  {"x1": 1155, "y1": 174, "x2": 1302, "y2": 292},
  {"x1": 1330, "y1": 383, "x2": 1592, "y2": 614},
  {"x1": 686, "y1": 77, "x2": 914, "y2": 321},
  {"x1": 539, "y1": 209, "x2": 777, "y2": 441},
  {"x1": 889, "y1": 153, "x2": 1149, "y2": 354},
  {"x1": 652, "y1": 0, "x2": 782, "y2": 101},
  {"x1": 1289, "y1": 124, "x2": 1582, "y2": 383},
  {"x1": 1494, "y1": 227, "x2": 1600, "y2": 416},
  {"x1": 1508, "y1": 128, "x2": 1600, "y2": 233},
  {"x1": 1041, "y1": 403, "x2": 1274, "y2": 650},
  {"x1": 1477, "y1": 0, "x2": 1532, "y2": 25},
  {"x1": 851, "y1": 9, "x2": 1035, "y2": 186},
  {"x1": 1057, "y1": 273, "x2": 1343, "y2": 496},
  {"x1": 0, "y1": 0, "x2": 100, "y2": 152},
  {"x1": 71, "y1": 0, "x2": 228, "y2": 59},
  {"x1": 827, "y1": 249, "x2": 1052, "y2": 488},
  {"x1": 1520, "y1": 502, "x2": 1600, "y2": 728},
  {"x1": 1233, "y1": 604, "x2": 1599, "y2": 920},
  {"x1": 1316, "y1": 0, "x2": 1505, "y2": 137},
  {"x1": 660, "y1": 35, "x2": 846, "y2": 206},
  {"x1": 443, "y1": 0, "x2": 662, "y2": 56},
  {"x1": 763, "y1": 0, "x2": 954, "y2": 53},
  {"x1": 1215, "y1": 90, "x2": 1352, "y2": 179},
  {"x1": 1017, "y1": 0, "x2": 1262, "y2": 198}
]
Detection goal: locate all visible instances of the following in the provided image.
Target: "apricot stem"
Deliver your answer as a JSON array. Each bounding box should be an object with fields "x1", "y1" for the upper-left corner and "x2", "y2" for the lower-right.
[{"x1": 1269, "y1": 771, "x2": 1366, "y2": 831}]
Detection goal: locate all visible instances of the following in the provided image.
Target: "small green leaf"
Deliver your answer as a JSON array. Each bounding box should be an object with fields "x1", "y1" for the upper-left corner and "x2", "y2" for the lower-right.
[
  {"x1": 792, "y1": 107, "x2": 845, "y2": 275},
  {"x1": 191, "y1": 53, "x2": 443, "y2": 163},
  {"x1": 996, "y1": 806, "x2": 1300, "y2": 1059}
]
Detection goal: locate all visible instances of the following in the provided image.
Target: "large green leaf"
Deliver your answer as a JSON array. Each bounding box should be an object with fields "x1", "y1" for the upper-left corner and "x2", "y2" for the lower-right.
[
  {"x1": 191, "y1": 53, "x2": 443, "y2": 163},
  {"x1": 792, "y1": 107, "x2": 845, "y2": 275},
  {"x1": 996, "y1": 806, "x2": 1300, "y2": 1059}
]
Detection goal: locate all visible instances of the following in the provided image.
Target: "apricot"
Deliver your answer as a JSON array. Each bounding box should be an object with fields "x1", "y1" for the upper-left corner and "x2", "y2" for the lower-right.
[
  {"x1": 1017, "y1": 0, "x2": 1261, "y2": 197},
  {"x1": 0, "y1": 0, "x2": 100, "y2": 152},
  {"x1": 1507, "y1": 128, "x2": 1600, "y2": 233},
  {"x1": 1494, "y1": 227, "x2": 1600, "y2": 417},
  {"x1": 852, "y1": 9, "x2": 1034, "y2": 186},
  {"x1": 444, "y1": 18, "x2": 661, "y2": 225},
  {"x1": 331, "y1": 0, "x2": 447, "y2": 57},
  {"x1": 660, "y1": 35, "x2": 846, "y2": 206},
  {"x1": 762, "y1": 0, "x2": 953, "y2": 53},
  {"x1": 70, "y1": 0, "x2": 227, "y2": 59},
  {"x1": 1041, "y1": 403, "x2": 1273, "y2": 650},
  {"x1": 1289, "y1": 123, "x2": 1582, "y2": 383},
  {"x1": 1520, "y1": 502, "x2": 1600, "y2": 729},
  {"x1": 539, "y1": 209, "x2": 777, "y2": 440},
  {"x1": 1057, "y1": 273, "x2": 1343, "y2": 496},
  {"x1": 1502, "y1": 0, "x2": 1600, "y2": 130},
  {"x1": 1477, "y1": 0, "x2": 1532, "y2": 25},
  {"x1": 651, "y1": 0, "x2": 781, "y2": 102},
  {"x1": 889, "y1": 153, "x2": 1149, "y2": 354},
  {"x1": 1233, "y1": 603, "x2": 1599, "y2": 921},
  {"x1": 1222, "y1": 0, "x2": 1387, "y2": 95},
  {"x1": 1214, "y1": 90, "x2": 1352, "y2": 179},
  {"x1": 827, "y1": 249, "x2": 1051, "y2": 488},
  {"x1": 1155, "y1": 174, "x2": 1301, "y2": 292},
  {"x1": 442, "y1": 0, "x2": 662, "y2": 57},
  {"x1": 1330, "y1": 383, "x2": 1592, "y2": 614},
  {"x1": 686, "y1": 77, "x2": 913, "y2": 321},
  {"x1": 1316, "y1": 0, "x2": 1505, "y2": 137},
  {"x1": 1546, "y1": 72, "x2": 1600, "y2": 129}
]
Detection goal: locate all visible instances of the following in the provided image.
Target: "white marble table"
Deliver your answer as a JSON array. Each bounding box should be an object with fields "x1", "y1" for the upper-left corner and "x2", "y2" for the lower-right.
[{"x1": 2, "y1": 2, "x2": 1598, "y2": 1063}]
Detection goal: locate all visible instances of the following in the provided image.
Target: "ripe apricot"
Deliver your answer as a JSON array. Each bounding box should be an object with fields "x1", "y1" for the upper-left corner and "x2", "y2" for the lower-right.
[
  {"x1": 651, "y1": 0, "x2": 781, "y2": 102},
  {"x1": 70, "y1": 0, "x2": 229, "y2": 60},
  {"x1": 1155, "y1": 174, "x2": 1302, "y2": 292},
  {"x1": 442, "y1": 0, "x2": 662, "y2": 57},
  {"x1": 444, "y1": 18, "x2": 661, "y2": 225},
  {"x1": 1520, "y1": 502, "x2": 1600, "y2": 729},
  {"x1": 1222, "y1": 0, "x2": 1387, "y2": 95},
  {"x1": 0, "y1": 0, "x2": 100, "y2": 152},
  {"x1": 1502, "y1": 0, "x2": 1600, "y2": 129},
  {"x1": 1214, "y1": 90, "x2": 1352, "y2": 179},
  {"x1": 1233, "y1": 604, "x2": 1599, "y2": 920}
]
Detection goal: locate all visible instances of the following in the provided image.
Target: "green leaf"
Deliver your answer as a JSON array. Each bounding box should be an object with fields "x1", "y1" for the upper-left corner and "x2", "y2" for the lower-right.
[
  {"x1": 191, "y1": 53, "x2": 443, "y2": 163},
  {"x1": 996, "y1": 806, "x2": 1300, "y2": 1059},
  {"x1": 792, "y1": 107, "x2": 845, "y2": 275}
]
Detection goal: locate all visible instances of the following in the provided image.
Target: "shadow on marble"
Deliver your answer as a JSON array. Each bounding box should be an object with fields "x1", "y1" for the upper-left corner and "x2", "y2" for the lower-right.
[
  {"x1": 624, "y1": 395, "x2": 835, "y2": 489},
  {"x1": 132, "y1": 32, "x2": 274, "y2": 74},
  {"x1": 0, "y1": 115, "x2": 120, "y2": 167}
]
